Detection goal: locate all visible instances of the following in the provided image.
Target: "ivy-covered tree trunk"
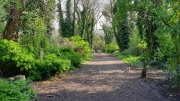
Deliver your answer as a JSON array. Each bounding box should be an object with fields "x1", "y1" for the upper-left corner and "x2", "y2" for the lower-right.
[
  {"x1": 58, "y1": 0, "x2": 64, "y2": 37},
  {"x1": 115, "y1": 19, "x2": 131, "y2": 52},
  {"x1": 3, "y1": 1, "x2": 25, "y2": 41},
  {"x1": 80, "y1": 8, "x2": 87, "y2": 38},
  {"x1": 72, "y1": 0, "x2": 76, "y2": 36},
  {"x1": 65, "y1": 0, "x2": 73, "y2": 37},
  {"x1": 58, "y1": 0, "x2": 73, "y2": 38},
  {"x1": 138, "y1": 12, "x2": 157, "y2": 78}
]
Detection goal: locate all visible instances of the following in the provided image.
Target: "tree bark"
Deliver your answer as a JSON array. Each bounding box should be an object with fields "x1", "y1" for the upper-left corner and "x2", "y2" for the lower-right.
[
  {"x1": 3, "y1": 0, "x2": 26, "y2": 41},
  {"x1": 141, "y1": 60, "x2": 147, "y2": 78}
]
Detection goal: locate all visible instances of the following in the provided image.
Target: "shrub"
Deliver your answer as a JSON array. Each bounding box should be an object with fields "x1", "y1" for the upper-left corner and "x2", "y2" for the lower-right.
[
  {"x1": 69, "y1": 36, "x2": 91, "y2": 60},
  {"x1": 0, "y1": 39, "x2": 35, "y2": 77},
  {"x1": 0, "y1": 79, "x2": 36, "y2": 101},
  {"x1": 106, "y1": 43, "x2": 119, "y2": 53},
  {"x1": 59, "y1": 47, "x2": 82, "y2": 68},
  {"x1": 86, "y1": 53, "x2": 94, "y2": 61},
  {"x1": 113, "y1": 51, "x2": 120, "y2": 56},
  {"x1": 93, "y1": 35, "x2": 105, "y2": 52},
  {"x1": 28, "y1": 54, "x2": 71, "y2": 81}
]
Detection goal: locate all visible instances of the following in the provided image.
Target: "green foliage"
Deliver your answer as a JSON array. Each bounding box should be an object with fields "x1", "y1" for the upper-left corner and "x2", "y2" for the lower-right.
[
  {"x1": 114, "y1": 51, "x2": 142, "y2": 67},
  {"x1": 58, "y1": 0, "x2": 73, "y2": 38},
  {"x1": 28, "y1": 54, "x2": 71, "y2": 81},
  {"x1": 93, "y1": 34, "x2": 105, "y2": 52},
  {"x1": 0, "y1": 39, "x2": 35, "y2": 76},
  {"x1": 0, "y1": 0, "x2": 7, "y2": 34},
  {"x1": 19, "y1": 10, "x2": 49, "y2": 59},
  {"x1": 117, "y1": 20, "x2": 131, "y2": 51},
  {"x1": 171, "y1": 65, "x2": 180, "y2": 89},
  {"x1": 106, "y1": 43, "x2": 119, "y2": 53},
  {"x1": 19, "y1": 33, "x2": 48, "y2": 59},
  {"x1": 112, "y1": 0, "x2": 180, "y2": 85},
  {"x1": 0, "y1": 79, "x2": 36, "y2": 101},
  {"x1": 113, "y1": 0, "x2": 135, "y2": 52},
  {"x1": 102, "y1": 25, "x2": 113, "y2": 45},
  {"x1": 69, "y1": 36, "x2": 91, "y2": 60},
  {"x1": 59, "y1": 47, "x2": 82, "y2": 68},
  {"x1": 152, "y1": 1, "x2": 180, "y2": 86},
  {"x1": 126, "y1": 27, "x2": 147, "y2": 56},
  {"x1": 86, "y1": 53, "x2": 94, "y2": 61},
  {"x1": 0, "y1": 0, "x2": 85, "y2": 82}
]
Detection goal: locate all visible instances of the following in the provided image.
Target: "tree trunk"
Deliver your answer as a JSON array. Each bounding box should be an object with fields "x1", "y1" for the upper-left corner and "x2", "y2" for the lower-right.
[
  {"x1": 3, "y1": 0, "x2": 26, "y2": 41},
  {"x1": 141, "y1": 60, "x2": 147, "y2": 78},
  {"x1": 72, "y1": 0, "x2": 76, "y2": 36},
  {"x1": 3, "y1": 6, "x2": 20, "y2": 41}
]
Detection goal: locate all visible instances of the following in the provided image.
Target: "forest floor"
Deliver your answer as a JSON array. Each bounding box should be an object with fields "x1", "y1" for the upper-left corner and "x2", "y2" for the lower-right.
[{"x1": 32, "y1": 53, "x2": 180, "y2": 101}]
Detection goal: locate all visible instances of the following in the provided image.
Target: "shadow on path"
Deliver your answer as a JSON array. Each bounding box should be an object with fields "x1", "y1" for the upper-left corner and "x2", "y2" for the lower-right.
[{"x1": 33, "y1": 53, "x2": 169, "y2": 101}]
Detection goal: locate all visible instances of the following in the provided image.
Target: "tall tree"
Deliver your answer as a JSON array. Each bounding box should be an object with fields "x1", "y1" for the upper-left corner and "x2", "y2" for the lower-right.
[
  {"x1": 76, "y1": 0, "x2": 102, "y2": 48},
  {"x1": 65, "y1": 0, "x2": 73, "y2": 37},
  {"x1": 58, "y1": 0, "x2": 64, "y2": 37},
  {"x1": 112, "y1": 0, "x2": 159, "y2": 78},
  {"x1": 112, "y1": 0, "x2": 133, "y2": 51},
  {"x1": 58, "y1": 0, "x2": 73, "y2": 38}
]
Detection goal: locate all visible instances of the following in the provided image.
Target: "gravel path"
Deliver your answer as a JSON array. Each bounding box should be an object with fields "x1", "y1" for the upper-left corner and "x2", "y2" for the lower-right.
[{"x1": 33, "y1": 53, "x2": 170, "y2": 101}]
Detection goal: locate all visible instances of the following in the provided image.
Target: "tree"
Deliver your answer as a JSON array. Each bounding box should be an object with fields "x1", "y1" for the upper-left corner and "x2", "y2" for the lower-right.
[
  {"x1": 112, "y1": 0, "x2": 158, "y2": 78},
  {"x1": 58, "y1": 0, "x2": 64, "y2": 37},
  {"x1": 3, "y1": 0, "x2": 27, "y2": 41},
  {"x1": 153, "y1": 1, "x2": 180, "y2": 86},
  {"x1": 74, "y1": 0, "x2": 102, "y2": 48},
  {"x1": 112, "y1": 0, "x2": 133, "y2": 51},
  {"x1": 58, "y1": 0, "x2": 73, "y2": 38}
]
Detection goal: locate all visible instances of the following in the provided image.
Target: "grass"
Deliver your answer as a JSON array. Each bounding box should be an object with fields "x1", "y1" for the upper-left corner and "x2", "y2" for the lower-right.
[{"x1": 114, "y1": 51, "x2": 142, "y2": 67}]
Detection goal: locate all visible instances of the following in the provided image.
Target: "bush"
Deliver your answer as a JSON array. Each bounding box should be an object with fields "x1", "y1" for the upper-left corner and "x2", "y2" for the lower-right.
[
  {"x1": 93, "y1": 35, "x2": 105, "y2": 52},
  {"x1": 86, "y1": 53, "x2": 94, "y2": 61},
  {"x1": 0, "y1": 79, "x2": 36, "y2": 101},
  {"x1": 0, "y1": 39, "x2": 35, "y2": 77},
  {"x1": 106, "y1": 43, "x2": 119, "y2": 53},
  {"x1": 69, "y1": 36, "x2": 91, "y2": 60},
  {"x1": 59, "y1": 47, "x2": 82, "y2": 68},
  {"x1": 28, "y1": 54, "x2": 71, "y2": 81}
]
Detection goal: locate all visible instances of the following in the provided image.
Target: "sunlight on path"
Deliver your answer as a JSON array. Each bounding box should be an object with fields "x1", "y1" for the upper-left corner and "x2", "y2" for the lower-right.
[
  {"x1": 33, "y1": 53, "x2": 169, "y2": 101},
  {"x1": 84, "y1": 60, "x2": 124, "y2": 65}
]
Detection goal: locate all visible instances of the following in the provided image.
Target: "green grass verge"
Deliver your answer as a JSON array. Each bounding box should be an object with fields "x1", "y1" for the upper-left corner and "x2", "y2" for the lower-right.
[{"x1": 114, "y1": 51, "x2": 142, "y2": 67}]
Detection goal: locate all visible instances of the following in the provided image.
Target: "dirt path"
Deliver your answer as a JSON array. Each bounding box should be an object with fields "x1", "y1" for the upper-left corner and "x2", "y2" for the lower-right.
[{"x1": 32, "y1": 53, "x2": 170, "y2": 101}]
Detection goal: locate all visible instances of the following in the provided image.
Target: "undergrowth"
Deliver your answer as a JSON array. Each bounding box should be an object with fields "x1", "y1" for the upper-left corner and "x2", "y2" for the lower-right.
[
  {"x1": 114, "y1": 51, "x2": 142, "y2": 67},
  {"x1": 0, "y1": 79, "x2": 36, "y2": 101}
]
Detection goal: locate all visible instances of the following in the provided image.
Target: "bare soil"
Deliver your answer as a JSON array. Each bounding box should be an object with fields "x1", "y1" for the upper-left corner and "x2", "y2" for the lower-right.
[{"x1": 32, "y1": 53, "x2": 180, "y2": 101}]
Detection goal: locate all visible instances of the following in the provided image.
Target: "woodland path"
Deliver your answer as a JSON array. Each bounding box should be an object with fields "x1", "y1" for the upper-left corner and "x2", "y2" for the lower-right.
[{"x1": 32, "y1": 53, "x2": 170, "y2": 101}]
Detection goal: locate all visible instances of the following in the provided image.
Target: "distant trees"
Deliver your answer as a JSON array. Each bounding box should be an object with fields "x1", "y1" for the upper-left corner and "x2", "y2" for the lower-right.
[{"x1": 58, "y1": 0, "x2": 103, "y2": 48}]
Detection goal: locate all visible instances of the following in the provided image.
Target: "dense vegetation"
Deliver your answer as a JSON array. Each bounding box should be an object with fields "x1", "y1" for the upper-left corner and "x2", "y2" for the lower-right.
[
  {"x1": 0, "y1": 0, "x2": 180, "y2": 99},
  {"x1": 0, "y1": 79, "x2": 36, "y2": 101},
  {"x1": 108, "y1": 0, "x2": 180, "y2": 88},
  {"x1": 0, "y1": 0, "x2": 95, "y2": 79},
  {"x1": 0, "y1": 0, "x2": 95, "y2": 100}
]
